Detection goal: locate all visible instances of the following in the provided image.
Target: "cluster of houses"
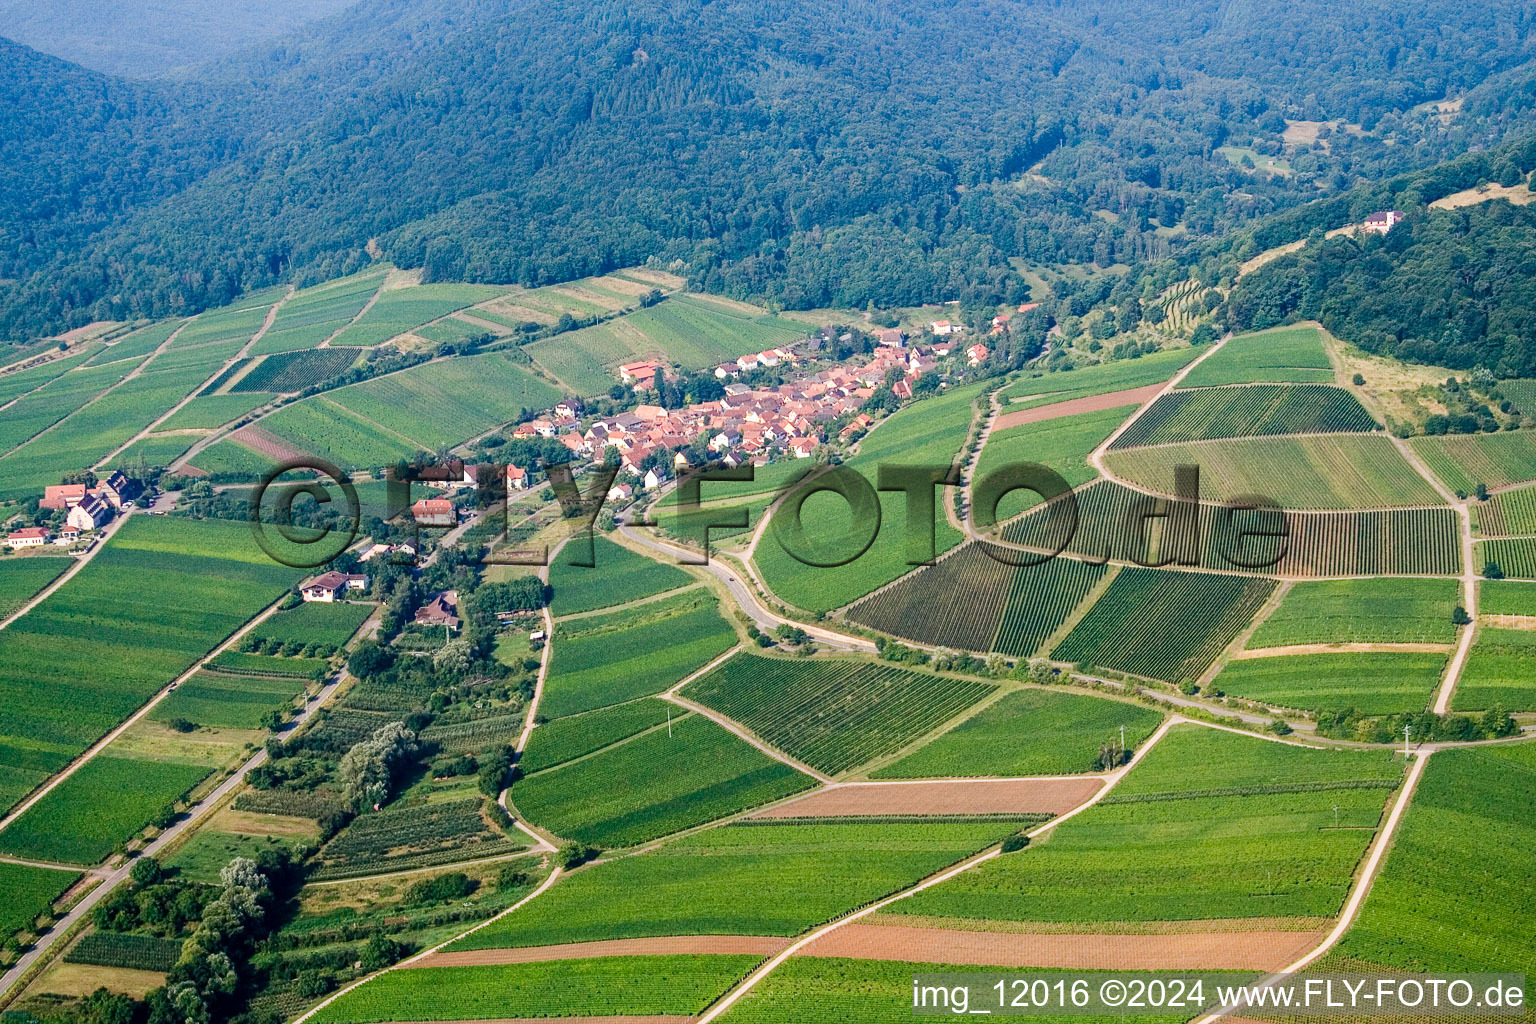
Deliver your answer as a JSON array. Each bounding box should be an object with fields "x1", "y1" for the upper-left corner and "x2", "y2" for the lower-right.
[{"x1": 7, "y1": 470, "x2": 141, "y2": 550}]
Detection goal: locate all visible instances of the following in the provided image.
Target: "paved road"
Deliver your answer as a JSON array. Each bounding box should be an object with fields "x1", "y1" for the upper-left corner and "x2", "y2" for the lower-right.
[
  {"x1": 0, "y1": 509, "x2": 136, "y2": 633},
  {"x1": 0, "y1": 671, "x2": 347, "y2": 1001}
]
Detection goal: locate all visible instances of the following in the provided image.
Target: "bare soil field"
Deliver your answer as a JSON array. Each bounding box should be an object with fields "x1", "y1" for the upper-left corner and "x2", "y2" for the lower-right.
[
  {"x1": 994, "y1": 383, "x2": 1163, "y2": 431},
  {"x1": 750, "y1": 778, "x2": 1103, "y2": 819}
]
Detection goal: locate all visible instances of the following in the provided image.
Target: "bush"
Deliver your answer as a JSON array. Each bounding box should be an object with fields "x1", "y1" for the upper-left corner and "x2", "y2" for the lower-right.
[
  {"x1": 1452, "y1": 605, "x2": 1472, "y2": 625},
  {"x1": 1352, "y1": 373, "x2": 1365, "y2": 386},
  {"x1": 404, "y1": 872, "x2": 478, "y2": 905},
  {"x1": 166, "y1": 717, "x2": 195, "y2": 733},
  {"x1": 129, "y1": 856, "x2": 163, "y2": 889},
  {"x1": 359, "y1": 934, "x2": 408, "y2": 971},
  {"x1": 1484, "y1": 561, "x2": 1506, "y2": 580},
  {"x1": 496, "y1": 865, "x2": 531, "y2": 891},
  {"x1": 294, "y1": 970, "x2": 336, "y2": 998},
  {"x1": 558, "y1": 843, "x2": 599, "y2": 870},
  {"x1": 1000, "y1": 834, "x2": 1029, "y2": 853}
]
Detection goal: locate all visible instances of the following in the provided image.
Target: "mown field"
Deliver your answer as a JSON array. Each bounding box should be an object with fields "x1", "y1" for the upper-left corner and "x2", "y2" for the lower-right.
[
  {"x1": 1328, "y1": 742, "x2": 1536, "y2": 972},
  {"x1": 1410, "y1": 431, "x2": 1536, "y2": 495},
  {"x1": 872, "y1": 689, "x2": 1162, "y2": 778},
  {"x1": 329, "y1": 283, "x2": 510, "y2": 347},
  {"x1": 511, "y1": 713, "x2": 813, "y2": 847},
  {"x1": 892, "y1": 725, "x2": 1402, "y2": 925},
  {"x1": 1054, "y1": 567, "x2": 1275, "y2": 683},
  {"x1": 310, "y1": 955, "x2": 761, "y2": 1023},
  {"x1": 1247, "y1": 578, "x2": 1459, "y2": 647},
  {"x1": 247, "y1": 271, "x2": 387, "y2": 355},
  {"x1": 455, "y1": 819, "x2": 1030, "y2": 950},
  {"x1": 684, "y1": 654, "x2": 995, "y2": 776},
  {"x1": 548, "y1": 536, "x2": 693, "y2": 615},
  {"x1": 974, "y1": 404, "x2": 1132, "y2": 523},
  {"x1": 753, "y1": 383, "x2": 982, "y2": 613},
  {"x1": 0, "y1": 517, "x2": 297, "y2": 815},
  {"x1": 540, "y1": 591, "x2": 736, "y2": 718},
  {"x1": 0, "y1": 754, "x2": 210, "y2": 864},
  {"x1": 1104, "y1": 434, "x2": 1443, "y2": 510},
  {"x1": 0, "y1": 557, "x2": 69, "y2": 620},
  {"x1": 1454, "y1": 627, "x2": 1536, "y2": 711},
  {"x1": 998, "y1": 347, "x2": 1198, "y2": 408},
  {"x1": 518, "y1": 698, "x2": 671, "y2": 774},
  {"x1": 1216, "y1": 651, "x2": 1445, "y2": 715},
  {"x1": 0, "y1": 862, "x2": 79, "y2": 939},
  {"x1": 1109, "y1": 384, "x2": 1376, "y2": 448},
  {"x1": 1178, "y1": 326, "x2": 1334, "y2": 387}
]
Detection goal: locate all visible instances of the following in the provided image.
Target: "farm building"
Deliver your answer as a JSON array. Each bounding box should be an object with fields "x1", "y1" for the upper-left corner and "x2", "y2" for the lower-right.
[
  {"x1": 618, "y1": 360, "x2": 664, "y2": 383},
  {"x1": 6, "y1": 526, "x2": 51, "y2": 549},
  {"x1": 54, "y1": 525, "x2": 80, "y2": 545},
  {"x1": 66, "y1": 494, "x2": 113, "y2": 531},
  {"x1": 301, "y1": 571, "x2": 369, "y2": 602},
  {"x1": 95, "y1": 470, "x2": 142, "y2": 508},
  {"x1": 1362, "y1": 210, "x2": 1405, "y2": 234},
  {"x1": 38, "y1": 483, "x2": 87, "y2": 510}
]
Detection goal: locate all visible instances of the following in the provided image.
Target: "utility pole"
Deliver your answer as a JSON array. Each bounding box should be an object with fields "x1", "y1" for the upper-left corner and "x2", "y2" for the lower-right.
[
  {"x1": 667, "y1": 705, "x2": 673, "y2": 738},
  {"x1": 1404, "y1": 723, "x2": 1411, "y2": 760}
]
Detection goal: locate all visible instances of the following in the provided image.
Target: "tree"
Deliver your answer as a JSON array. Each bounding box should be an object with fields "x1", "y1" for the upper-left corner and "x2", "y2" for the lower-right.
[
  {"x1": 359, "y1": 934, "x2": 407, "y2": 971},
  {"x1": 1485, "y1": 561, "x2": 1506, "y2": 580},
  {"x1": 337, "y1": 723, "x2": 419, "y2": 811},
  {"x1": 1452, "y1": 605, "x2": 1471, "y2": 625},
  {"x1": 130, "y1": 856, "x2": 164, "y2": 889}
]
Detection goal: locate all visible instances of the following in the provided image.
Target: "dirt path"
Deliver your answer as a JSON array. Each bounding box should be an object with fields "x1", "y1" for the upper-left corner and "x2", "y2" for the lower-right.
[
  {"x1": 1085, "y1": 334, "x2": 1228, "y2": 486},
  {"x1": 692, "y1": 716, "x2": 1183, "y2": 1024},
  {"x1": 1233, "y1": 641, "x2": 1454, "y2": 659},
  {"x1": 749, "y1": 777, "x2": 1104, "y2": 818},
  {"x1": 993, "y1": 382, "x2": 1168, "y2": 433},
  {"x1": 0, "y1": 593, "x2": 291, "y2": 835},
  {"x1": 412, "y1": 935, "x2": 791, "y2": 968},
  {"x1": 94, "y1": 289, "x2": 295, "y2": 471},
  {"x1": 661, "y1": 689, "x2": 833, "y2": 783},
  {"x1": 799, "y1": 922, "x2": 1326, "y2": 971},
  {"x1": 0, "y1": 509, "x2": 136, "y2": 633},
  {"x1": 316, "y1": 273, "x2": 390, "y2": 349},
  {"x1": 0, "y1": 668, "x2": 350, "y2": 1002}
]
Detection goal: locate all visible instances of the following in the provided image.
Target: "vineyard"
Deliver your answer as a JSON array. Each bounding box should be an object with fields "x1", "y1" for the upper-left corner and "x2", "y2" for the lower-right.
[
  {"x1": 511, "y1": 713, "x2": 813, "y2": 847},
  {"x1": 328, "y1": 284, "x2": 511, "y2": 348},
  {"x1": 517, "y1": 699, "x2": 671, "y2": 774},
  {"x1": 1157, "y1": 277, "x2": 1205, "y2": 333},
  {"x1": 1475, "y1": 484, "x2": 1536, "y2": 537},
  {"x1": 1104, "y1": 434, "x2": 1445, "y2": 510},
  {"x1": 208, "y1": 651, "x2": 330, "y2": 679},
  {"x1": 1248, "y1": 578, "x2": 1459, "y2": 646},
  {"x1": 230, "y1": 349, "x2": 359, "y2": 393},
  {"x1": 548, "y1": 537, "x2": 692, "y2": 616},
  {"x1": 1477, "y1": 537, "x2": 1536, "y2": 578},
  {"x1": 1454, "y1": 627, "x2": 1536, "y2": 711},
  {"x1": 681, "y1": 654, "x2": 996, "y2": 775},
  {"x1": 157, "y1": 393, "x2": 268, "y2": 431},
  {"x1": 66, "y1": 932, "x2": 183, "y2": 972},
  {"x1": 1052, "y1": 567, "x2": 1276, "y2": 683},
  {"x1": 994, "y1": 556, "x2": 1110, "y2": 657},
  {"x1": 1109, "y1": 384, "x2": 1377, "y2": 448},
  {"x1": 148, "y1": 670, "x2": 304, "y2": 730},
  {"x1": 0, "y1": 557, "x2": 68, "y2": 620},
  {"x1": 1215, "y1": 651, "x2": 1446, "y2": 715},
  {"x1": 843, "y1": 543, "x2": 1015, "y2": 651},
  {"x1": 418, "y1": 713, "x2": 526, "y2": 756},
  {"x1": 1330, "y1": 744, "x2": 1536, "y2": 973},
  {"x1": 1409, "y1": 431, "x2": 1536, "y2": 495},
  {"x1": 454, "y1": 819, "x2": 1029, "y2": 951},
  {"x1": 892, "y1": 726, "x2": 1400, "y2": 925},
  {"x1": 0, "y1": 754, "x2": 210, "y2": 865},
  {"x1": 1478, "y1": 580, "x2": 1536, "y2": 617},
  {"x1": 256, "y1": 601, "x2": 373, "y2": 649},
  {"x1": 1178, "y1": 325, "x2": 1335, "y2": 387},
  {"x1": 0, "y1": 863, "x2": 78, "y2": 940},
  {"x1": 314, "y1": 797, "x2": 522, "y2": 881},
  {"x1": 872, "y1": 689, "x2": 1162, "y2": 778},
  {"x1": 248, "y1": 271, "x2": 388, "y2": 355}
]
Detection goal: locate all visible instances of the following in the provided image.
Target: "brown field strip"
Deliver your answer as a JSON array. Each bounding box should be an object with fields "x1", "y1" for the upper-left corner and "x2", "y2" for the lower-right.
[
  {"x1": 380, "y1": 1019, "x2": 694, "y2": 1024},
  {"x1": 1233, "y1": 642, "x2": 1453, "y2": 659},
  {"x1": 994, "y1": 383, "x2": 1165, "y2": 432},
  {"x1": 799, "y1": 923, "x2": 1327, "y2": 971},
  {"x1": 749, "y1": 778, "x2": 1104, "y2": 818},
  {"x1": 1481, "y1": 614, "x2": 1536, "y2": 630},
  {"x1": 409, "y1": 935, "x2": 792, "y2": 968}
]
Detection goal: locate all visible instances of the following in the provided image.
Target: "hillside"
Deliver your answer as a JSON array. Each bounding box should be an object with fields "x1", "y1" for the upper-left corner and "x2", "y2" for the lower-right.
[{"x1": 7, "y1": 0, "x2": 1536, "y2": 338}]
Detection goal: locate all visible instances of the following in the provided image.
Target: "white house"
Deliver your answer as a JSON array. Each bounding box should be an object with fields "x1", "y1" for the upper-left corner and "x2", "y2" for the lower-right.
[{"x1": 301, "y1": 572, "x2": 368, "y2": 602}]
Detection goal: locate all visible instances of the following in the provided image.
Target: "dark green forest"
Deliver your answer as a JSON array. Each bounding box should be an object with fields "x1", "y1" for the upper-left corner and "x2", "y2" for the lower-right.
[{"x1": 6, "y1": 0, "x2": 1536, "y2": 338}]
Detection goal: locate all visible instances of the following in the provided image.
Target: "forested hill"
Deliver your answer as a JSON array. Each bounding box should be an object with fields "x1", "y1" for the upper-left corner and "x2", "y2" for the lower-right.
[
  {"x1": 1230, "y1": 200, "x2": 1536, "y2": 376},
  {"x1": 6, "y1": 0, "x2": 1536, "y2": 338}
]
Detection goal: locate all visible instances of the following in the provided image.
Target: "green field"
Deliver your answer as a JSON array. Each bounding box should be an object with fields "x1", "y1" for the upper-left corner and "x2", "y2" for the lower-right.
[
  {"x1": 207, "y1": 650, "x2": 330, "y2": 678},
  {"x1": 1215, "y1": 652, "x2": 1445, "y2": 715},
  {"x1": 0, "y1": 557, "x2": 69, "y2": 619},
  {"x1": 0, "y1": 517, "x2": 297, "y2": 815},
  {"x1": 872, "y1": 689, "x2": 1163, "y2": 778},
  {"x1": 994, "y1": 556, "x2": 1110, "y2": 657},
  {"x1": 118, "y1": 433, "x2": 201, "y2": 469},
  {"x1": 549, "y1": 536, "x2": 693, "y2": 615},
  {"x1": 540, "y1": 591, "x2": 736, "y2": 718},
  {"x1": 156, "y1": 393, "x2": 268, "y2": 431},
  {"x1": 998, "y1": 348, "x2": 1198, "y2": 408},
  {"x1": 1054, "y1": 567, "x2": 1276, "y2": 683},
  {"x1": 168, "y1": 828, "x2": 311, "y2": 884},
  {"x1": 310, "y1": 955, "x2": 761, "y2": 1022},
  {"x1": 1110, "y1": 384, "x2": 1376, "y2": 448},
  {"x1": 1474, "y1": 483, "x2": 1536, "y2": 537},
  {"x1": 1179, "y1": 326, "x2": 1334, "y2": 386},
  {"x1": 0, "y1": 357, "x2": 145, "y2": 459},
  {"x1": 1104, "y1": 434, "x2": 1443, "y2": 510},
  {"x1": 975, "y1": 404, "x2": 1132, "y2": 522},
  {"x1": 457, "y1": 820, "x2": 1030, "y2": 951},
  {"x1": 248, "y1": 271, "x2": 388, "y2": 355},
  {"x1": 148, "y1": 670, "x2": 304, "y2": 730},
  {"x1": 0, "y1": 754, "x2": 210, "y2": 864},
  {"x1": 893, "y1": 725, "x2": 1402, "y2": 924},
  {"x1": 1410, "y1": 431, "x2": 1536, "y2": 495},
  {"x1": 0, "y1": 862, "x2": 79, "y2": 939},
  {"x1": 1454, "y1": 627, "x2": 1536, "y2": 710},
  {"x1": 185, "y1": 437, "x2": 277, "y2": 477},
  {"x1": 1248, "y1": 578, "x2": 1459, "y2": 647},
  {"x1": 519, "y1": 698, "x2": 672, "y2": 774},
  {"x1": 1477, "y1": 537, "x2": 1536, "y2": 579},
  {"x1": 511, "y1": 713, "x2": 813, "y2": 847},
  {"x1": 328, "y1": 283, "x2": 510, "y2": 347},
  {"x1": 683, "y1": 654, "x2": 996, "y2": 776},
  {"x1": 1478, "y1": 579, "x2": 1536, "y2": 616},
  {"x1": 1329, "y1": 742, "x2": 1536, "y2": 972},
  {"x1": 313, "y1": 797, "x2": 522, "y2": 880},
  {"x1": 754, "y1": 383, "x2": 984, "y2": 612},
  {"x1": 256, "y1": 600, "x2": 372, "y2": 648}
]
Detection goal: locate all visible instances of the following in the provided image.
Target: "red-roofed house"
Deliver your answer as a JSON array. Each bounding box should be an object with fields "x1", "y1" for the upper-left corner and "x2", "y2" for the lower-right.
[
  {"x1": 40, "y1": 483, "x2": 87, "y2": 510},
  {"x1": 505, "y1": 465, "x2": 529, "y2": 491},
  {"x1": 6, "y1": 526, "x2": 50, "y2": 549},
  {"x1": 301, "y1": 572, "x2": 369, "y2": 602},
  {"x1": 967, "y1": 344, "x2": 990, "y2": 366},
  {"x1": 411, "y1": 498, "x2": 456, "y2": 527}
]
